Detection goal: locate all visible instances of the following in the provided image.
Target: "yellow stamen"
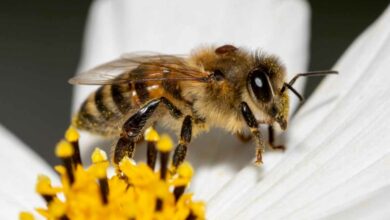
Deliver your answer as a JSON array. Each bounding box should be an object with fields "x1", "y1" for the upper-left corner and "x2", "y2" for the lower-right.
[
  {"x1": 19, "y1": 212, "x2": 35, "y2": 220},
  {"x1": 177, "y1": 162, "x2": 193, "y2": 179},
  {"x1": 65, "y1": 126, "x2": 79, "y2": 142},
  {"x1": 145, "y1": 127, "x2": 160, "y2": 142},
  {"x1": 35, "y1": 175, "x2": 60, "y2": 196},
  {"x1": 22, "y1": 129, "x2": 205, "y2": 220},
  {"x1": 91, "y1": 148, "x2": 108, "y2": 163},
  {"x1": 157, "y1": 134, "x2": 174, "y2": 152},
  {"x1": 55, "y1": 140, "x2": 74, "y2": 158},
  {"x1": 89, "y1": 149, "x2": 109, "y2": 180},
  {"x1": 173, "y1": 162, "x2": 194, "y2": 187}
]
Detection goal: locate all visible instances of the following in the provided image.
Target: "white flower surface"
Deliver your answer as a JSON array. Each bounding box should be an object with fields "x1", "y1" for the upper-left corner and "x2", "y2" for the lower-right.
[
  {"x1": 0, "y1": 0, "x2": 389, "y2": 219},
  {"x1": 0, "y1": 125, "x2": 57, "y2": 219}
]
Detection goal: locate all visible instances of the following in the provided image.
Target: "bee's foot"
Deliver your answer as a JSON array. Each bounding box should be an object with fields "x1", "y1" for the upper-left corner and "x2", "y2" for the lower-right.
[
  {"x1": 254, "y1": 159, "x2": 263, "y2": 166},
  {"x1": 254, "y1": 150, "x2": 263, "y2": 166},
  {"x1": 270, "y1": 144, "x2": 286, "y2": 151}
]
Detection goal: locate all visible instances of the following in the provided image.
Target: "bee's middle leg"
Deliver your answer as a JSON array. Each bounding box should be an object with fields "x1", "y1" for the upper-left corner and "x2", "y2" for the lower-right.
[{"x1": 172, "y1": 115, "x2": 192, "y2": 168}]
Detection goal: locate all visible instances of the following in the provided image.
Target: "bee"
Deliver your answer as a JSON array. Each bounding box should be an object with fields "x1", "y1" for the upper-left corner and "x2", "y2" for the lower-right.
[{"x1": 70, "y1": 45, "x2": 337, "y2": 168}]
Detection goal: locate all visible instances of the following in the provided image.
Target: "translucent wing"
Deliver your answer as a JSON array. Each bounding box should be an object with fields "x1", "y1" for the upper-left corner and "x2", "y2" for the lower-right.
[{"x1": 69, "y1": 53, "x2": 210, "y2": 85}]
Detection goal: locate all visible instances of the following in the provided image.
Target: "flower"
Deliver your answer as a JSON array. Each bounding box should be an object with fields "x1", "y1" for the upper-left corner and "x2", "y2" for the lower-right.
[
  {"x1": 1, "y1": 0, "x2": 390, "y2": 219},
  {"x1": 20, "y1": 127, "x2": 205, "y2": 220}
]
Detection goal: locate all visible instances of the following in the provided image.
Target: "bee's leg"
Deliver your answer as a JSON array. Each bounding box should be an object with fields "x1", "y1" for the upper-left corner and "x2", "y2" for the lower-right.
[
  {"x1": 114, "y1": 136, "x2": 136, "y2": 164},
  {"x1": 113, "y1": 98, "x2": 183, "y2": 164},
  {"x1": 268, "y1": 125, "x2": 286, "y2": 151},
  {"x1": 113, "y1": 99, "x2": 161, "y2": 164},
  {"x1": 240, "y1": 102, "x2": 265, "y2": 165},
  {"x1": 236, "y1": 132, "x2": 252, "y2": 143},
  {"x1": 172, "y1": 115, "x2": 192, "y2": 168},
  {"x1": 160, "y1": 97, "x2": 183, "y2": 118}
]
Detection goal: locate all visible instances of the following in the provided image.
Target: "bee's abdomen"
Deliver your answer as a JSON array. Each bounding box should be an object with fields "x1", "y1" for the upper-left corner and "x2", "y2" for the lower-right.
[
  {"x1": 110, "y1": 83, "x2": 133, "y2": 114},
  {"x1": 73, "y1": 82, "x2": 165, "y2": 136}
]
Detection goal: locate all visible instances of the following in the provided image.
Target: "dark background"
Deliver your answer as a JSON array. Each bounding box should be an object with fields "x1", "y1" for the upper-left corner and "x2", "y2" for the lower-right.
[{"x1": 0, "y1": 0, "x2": 388, "y2": 165}]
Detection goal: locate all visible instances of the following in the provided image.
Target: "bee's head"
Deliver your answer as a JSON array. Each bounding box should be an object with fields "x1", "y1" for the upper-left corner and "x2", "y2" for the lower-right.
[
  {"x1": 246, "y1": 53, "x2": 289, "y2": 130},
  {"x1": 191, "y1": 45, "x2": 289, "y2": 130},
  {"x1": 193, "y1": 45, "x2": 336, "y2": 130}
]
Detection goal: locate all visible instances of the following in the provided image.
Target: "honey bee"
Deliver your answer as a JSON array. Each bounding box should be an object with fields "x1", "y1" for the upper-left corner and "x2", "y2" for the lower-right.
[{"x1": 70, "y1": 45, "x2": 337, "y2": 168}]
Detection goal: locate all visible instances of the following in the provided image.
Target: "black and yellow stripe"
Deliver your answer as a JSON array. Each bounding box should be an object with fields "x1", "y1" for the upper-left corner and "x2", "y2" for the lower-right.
[
  {"x1": 95, "y1": 86, "x2": 116, "y2": 120},
  {"x1": 111, "y1": 83, "x2": 132, "y2": 114},
  {"x1": 74, "y1": 70, "x2": 192, "y2": 136}
]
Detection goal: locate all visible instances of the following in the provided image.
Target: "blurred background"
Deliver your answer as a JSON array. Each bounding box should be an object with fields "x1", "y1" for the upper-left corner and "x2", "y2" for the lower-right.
[{"x1": 0, "y1": 0, "x2": 388, "y2": 165}]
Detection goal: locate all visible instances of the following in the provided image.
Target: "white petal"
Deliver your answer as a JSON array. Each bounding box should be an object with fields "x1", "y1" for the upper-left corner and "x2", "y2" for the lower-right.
[
  {"x1": 320, "y1": 185, "x2": 390, "y2": 220},
  {"x1": 73, "y1": 0, "x2": 310, "y2": 198},
  {"x1": 0, "y1": 125, "x2": 57, "y2": 219},
  {"x1": 208, "y1": 4, "x2": 390, "y2": 219}
]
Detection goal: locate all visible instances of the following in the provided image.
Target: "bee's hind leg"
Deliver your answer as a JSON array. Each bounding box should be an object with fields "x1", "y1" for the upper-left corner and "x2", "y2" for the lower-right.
[
  {"x1": 172, "y1": 115, "x2": 193, "y2": 169},
  {"x1": 113, "y1": 99, "x2": 161, "y2": 164},
  {"x1": 268, "y1": 125, "x2": 285, "y2": 151}
]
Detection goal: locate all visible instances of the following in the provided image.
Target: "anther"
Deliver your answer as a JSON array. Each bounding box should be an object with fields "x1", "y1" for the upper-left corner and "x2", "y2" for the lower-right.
[
  {"x1": 144, "y1": 127, "x2": 159, "y2": 170},
  {"x1": 36, "y1": 175, "x2": 59, "y2": 204},
  {"x1": 92, "y1": 148, "x2": 110, "y2": 204},
  {"x1": 157, "y1": 135, "x2": 173, "y2": 180},
  {"x1": 55, "y1": 140, "x2": 75, "y2": 184},
  {"x1": 65, "y1": 126, "x2": 82, "y2": 165},
  {"x1": 19, "y1": 212, "x2": 34, "y2": 220},
  {"x1": 173, "y1": 162, "x2": 193, "y2": 201}
]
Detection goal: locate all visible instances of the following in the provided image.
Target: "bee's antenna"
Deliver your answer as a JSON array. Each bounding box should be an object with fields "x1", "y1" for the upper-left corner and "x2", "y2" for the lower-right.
[
  {"x1": 283, "y1": 83, "x2": 304, "y2": 102},
  {"x1": 281, "y1": 70, "x2": 338, "y2": 102}
]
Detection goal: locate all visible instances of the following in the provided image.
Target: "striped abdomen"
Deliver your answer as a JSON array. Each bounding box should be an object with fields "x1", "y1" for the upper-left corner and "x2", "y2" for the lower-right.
[
  {"x1": 73, "y1": 79, "x2": 167, "y2": 136},
  {"x1": 73, "y1": 77, "x2": 185, "y2": 136}
]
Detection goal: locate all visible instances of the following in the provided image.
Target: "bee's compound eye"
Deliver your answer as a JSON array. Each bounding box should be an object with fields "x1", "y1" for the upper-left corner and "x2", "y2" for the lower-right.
[{"x1": 248, "y1": 69, "x2": 272, "y2": 103}]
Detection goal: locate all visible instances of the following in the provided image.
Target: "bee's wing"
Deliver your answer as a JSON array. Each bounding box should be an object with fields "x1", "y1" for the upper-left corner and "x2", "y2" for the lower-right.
[{"x1": 69, "y1": 53, "x2": 210, "y2": 85}]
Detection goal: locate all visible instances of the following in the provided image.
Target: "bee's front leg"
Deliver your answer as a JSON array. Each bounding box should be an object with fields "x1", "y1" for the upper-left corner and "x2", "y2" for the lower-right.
[
  {"x1": 114, "y1": 99, "x2": 161, "y2": 164},
  {"x1": 240, "y1": 102, "x2": 265, "y2": 165},
  {"x1": 172, "y1": 115, "x2": 192, "y2": 169},
  {"x1": 268, "y1": 125, "x2": 286, "y2": 151}
]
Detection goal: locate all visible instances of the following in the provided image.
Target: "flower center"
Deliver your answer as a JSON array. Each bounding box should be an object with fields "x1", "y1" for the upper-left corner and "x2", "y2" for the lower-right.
[{"x1": 20, "y1": 127, "x2": 205, "y2": 220}]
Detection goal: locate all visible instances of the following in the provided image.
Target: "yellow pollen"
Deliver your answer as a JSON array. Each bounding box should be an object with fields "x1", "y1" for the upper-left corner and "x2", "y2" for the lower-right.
[
  {"x1": 55, "y1": 140, "x2": 74, "y2": 157},
  {"x1": 144, "y1": 127, "x2": 160, "y2": 142},
  {"x1": 173, "y1": 162, "x2": 194, "y2": 187},
  {"x1": 177, "y1": 162, "x2": 194, "y2": 179},
  {"x1": 91, "y1": 148, "x2": 108, "y2": 163},
  {"x1": 35, "y1": 175, "x2": 60, "y2": 195},
  {"x1": 64, "y1": 126, "x2": 79, "y2": 142},
  {"x1": 156, "y1": 134, "x2": 174, "y2": 152},
  {"x1": 19, "y1": 212, "x2": 35, "y2": 220},
  {"x1": 90, "y1": 148, "x2": 109, "y2": 178}
]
